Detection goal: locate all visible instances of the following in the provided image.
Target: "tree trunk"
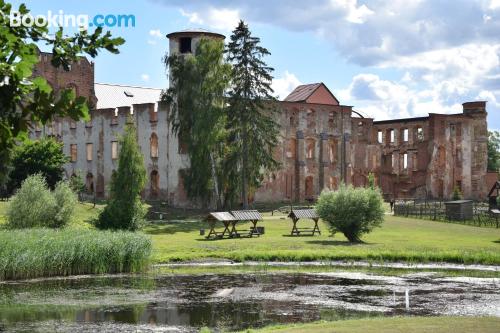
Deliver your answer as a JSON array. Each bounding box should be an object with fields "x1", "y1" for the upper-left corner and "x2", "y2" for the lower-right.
[
  {"x1": 209, "y1": 151, "x2": 222, "y2": 210},
  {"x1": 241, "y1": 126, "x2": 249, "y2": 209}
]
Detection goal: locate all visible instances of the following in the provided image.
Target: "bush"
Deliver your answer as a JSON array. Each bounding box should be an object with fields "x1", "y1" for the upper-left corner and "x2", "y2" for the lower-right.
[
  {"x1": 452, "y1": 186, "x2": 463, "y2": 200},
  {"x1": 0, "y1": 228, "x2": 152, "y2": 280},
  {"x1": 7, "y1": 174, "x2": 76, "y2": 228},
  {"x1": 315, "y1": 184, "x2": 384, "y2": 242}
]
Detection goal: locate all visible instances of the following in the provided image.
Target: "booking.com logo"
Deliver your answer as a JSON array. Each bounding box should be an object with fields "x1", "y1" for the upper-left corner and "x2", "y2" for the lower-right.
[{"x1": 9, "y1": 10, "x2": 135, "y2": 30}]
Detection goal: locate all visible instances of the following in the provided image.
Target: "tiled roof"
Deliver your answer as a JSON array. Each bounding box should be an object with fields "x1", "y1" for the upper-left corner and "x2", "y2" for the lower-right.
[
  {"x1": 284, "y1": 83, "x2": 322, "y2": 102},
  {"x1": 230, "y1": 210, "x2": 263, "y2": 221},
  {"x1": 94, "y1": 83, "x2": 162, "y2": 110},
  {"x1": 207, "y1": 212, "x2": 236, "y2": 222},
  {"x1": 288, "y1": 209, "x2": 319, "y2": 219}
]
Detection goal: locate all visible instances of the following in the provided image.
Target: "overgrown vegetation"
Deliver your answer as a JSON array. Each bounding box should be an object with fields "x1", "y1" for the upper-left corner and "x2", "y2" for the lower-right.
[
  {"x1": 0, "y1": 228, "x2": 151, "y2": 280},
  {"x1": 487, "y1": 130, "x2": 500, "y2": 172},
  {"x1": 316, "y1": 185, "x2": 385, "y2": 242},
  {"x1": 452, "y1": 186, "x2": 463, "y2": 200},
  {"x1": 95, "y1": 122, "x2": 146, "y2": 230},
  {"x1": 7, "y1": 174, "x2": 76, "y2": 228},
  {"x1": 164, "y1": 38, "x2": 232, "y2": 208}
]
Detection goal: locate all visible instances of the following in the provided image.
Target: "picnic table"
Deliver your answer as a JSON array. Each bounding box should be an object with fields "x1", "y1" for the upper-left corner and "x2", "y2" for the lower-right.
[
  {"x1": 288, "y1": 209, "x2": 321, "y2": 236},
  {"x1": 204, "y1": 210, "x2": 263, "y2": 239},
  {"x1": 230, "y1": 210, "x2": 263, "y2": 237}
]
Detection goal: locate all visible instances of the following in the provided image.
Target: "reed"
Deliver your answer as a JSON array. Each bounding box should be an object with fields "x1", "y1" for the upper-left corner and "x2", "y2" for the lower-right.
[{"x1": 0, "y1": 228, "x2": 151, "y2": 280}]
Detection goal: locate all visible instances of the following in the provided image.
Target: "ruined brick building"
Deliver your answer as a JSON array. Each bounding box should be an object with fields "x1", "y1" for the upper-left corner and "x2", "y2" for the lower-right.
[{"x1": 31, "y1": 29, "x2": 490, "y2": 206}]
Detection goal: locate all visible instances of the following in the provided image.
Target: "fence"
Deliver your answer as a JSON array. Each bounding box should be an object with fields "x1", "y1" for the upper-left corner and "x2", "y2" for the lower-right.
[{"x1": 394, "y1": 199, "x2": 499, "y2": 228}]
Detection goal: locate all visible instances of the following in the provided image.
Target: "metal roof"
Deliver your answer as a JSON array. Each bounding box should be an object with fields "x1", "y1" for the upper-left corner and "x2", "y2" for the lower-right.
[
  {"x1": 288, "y1": 209, "x2": 319, "y2": 219},
  {"x1": 230, "y1": 210, "x2": 263, "y2": 221},
  {"x1": 207, "y1": 212, "x2": 236, "y2": 222},
  {"x1": 94, "y1": 83, "x2": 162, "y2": 110},
  {"x1": 284, "y1": 83, "x2": 322, "y2": 102}
]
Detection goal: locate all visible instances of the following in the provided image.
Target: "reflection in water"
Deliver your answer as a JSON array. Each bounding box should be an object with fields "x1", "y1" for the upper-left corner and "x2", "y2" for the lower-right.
[{"x1": 0, "y1": 272, "x2": 499, "y2": 332}]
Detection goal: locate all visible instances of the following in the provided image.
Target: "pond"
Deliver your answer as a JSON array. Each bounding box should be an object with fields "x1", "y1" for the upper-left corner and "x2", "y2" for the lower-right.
[{"x1": 0, "y1": 270, "x2": 499, "y2": 332}]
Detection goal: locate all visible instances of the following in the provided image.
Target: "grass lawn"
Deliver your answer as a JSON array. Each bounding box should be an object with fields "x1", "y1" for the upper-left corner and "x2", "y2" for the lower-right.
[
  {"x1": 234, "y1": 316, "x2": 500, "y2": 333},
  {"x1": 2, "y1": 201, "x2": 500, "y2": 265},
  {"x1": 146, "y1": 210, "x2": 500, "y2": 265}
]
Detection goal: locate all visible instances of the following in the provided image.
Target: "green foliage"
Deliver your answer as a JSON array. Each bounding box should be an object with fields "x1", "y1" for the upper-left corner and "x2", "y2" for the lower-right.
[
  {"x1": 7, "y1": 138, "x2": 68, "y2": 192},
  {"x1": 0, "y1": 0, "x2": 124, "y2": 182},
  {"x1": 164, "y1": 38, "x2": 232, "y2": 208},
  {"x1": 368, "y1": 172, "x2": 376, "y2": 189},
  {"x1": 487, "y1": 131, "x2": 500, "y2": 172},
  {"x1": 0, "y1": 228, "x2": 151, "y2": 280},
  {"x1": 52, "y1": 181, "x2": 78, "y2": 228},
  {"x1": 452, "y1": 186, "x2": 463, "y2": 200},
  {"x1": 7, "y1": 174, "x2": 76, "y2": 228},
  {"x1": 315, "y1": 185, "x2": 384, "y2": 242},
  {"x1": 226, "y1": 20, "x2": 280, "y2": 208},
  {"x1": 96, "y1": 122, "x2": 146, "y2": 230},
  {"x1": 69, "y1": 170, "x2": 86, "y2": 200}
]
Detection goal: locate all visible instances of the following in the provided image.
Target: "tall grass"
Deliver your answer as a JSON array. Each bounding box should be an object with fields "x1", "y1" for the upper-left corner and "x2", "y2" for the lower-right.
[{"x1": 0, "y1": 228, "x2": 151, "y2": 280}]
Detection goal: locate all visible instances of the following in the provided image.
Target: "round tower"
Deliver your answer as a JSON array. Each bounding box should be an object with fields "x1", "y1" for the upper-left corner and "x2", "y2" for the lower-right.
[{"x1": 166, "y1": 28, "x2": 225, "y2": 56}]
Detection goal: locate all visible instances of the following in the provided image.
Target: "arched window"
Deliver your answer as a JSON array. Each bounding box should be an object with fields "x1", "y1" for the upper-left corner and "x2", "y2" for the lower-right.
[
  {"x1": 328, "y1": 140, "x2": 336, "y2": 163},
  {"x1": 150, "y1": 170, "x2": 159, "y2": 197},
  {"x1": 328, "y1": 111, "x2": 335, "y2": 130},
  {"x1": 286, "y1": 138, "x2": 296, "y2": 159},
  {"x1": 305, "y1": 176, "x2": 314, "y2": 199},
  {"x1": 306, "y1": 138, "x2": 315, "y2": 159},
  {"x1": 86, "y1": 172, "x2": 94, "y2": 194},
  {"x1": 150, "y1": 132, "x2": 159, "y2": 158}
]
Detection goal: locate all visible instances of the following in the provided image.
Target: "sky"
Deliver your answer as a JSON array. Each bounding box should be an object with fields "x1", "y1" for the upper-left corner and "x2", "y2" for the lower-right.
[{"x1": 11, "y1": 0, "x2": 500, "y2": 129}]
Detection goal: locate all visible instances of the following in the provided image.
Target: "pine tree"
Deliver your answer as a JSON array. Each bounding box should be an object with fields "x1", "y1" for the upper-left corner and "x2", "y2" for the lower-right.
[
  {"x1": 226, "y1": 20, "x2": 280, "y2": 208},
  {"x1": 95, "y1": 121, "x2": 146, "y2": 230}
]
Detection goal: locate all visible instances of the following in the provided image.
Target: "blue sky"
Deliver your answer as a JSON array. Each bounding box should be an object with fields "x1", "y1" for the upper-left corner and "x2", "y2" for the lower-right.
[{"x1": 12, "y1": 0, "x2": 500, "y2": 129}]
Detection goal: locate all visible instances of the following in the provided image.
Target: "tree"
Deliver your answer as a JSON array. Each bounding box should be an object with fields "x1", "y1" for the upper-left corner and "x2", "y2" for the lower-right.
[
  {"x1": 95, "y1": 122, "x2": 146, "y2": 230},
  {"x1": 0, "y1": 0, "x2": 124, "y2": 184},
  {"x1": 226, "y1": 20, "x2": 280, "y2": 208},
  {"x1": 315, "y1": 185, "x2": 384, "y2": 243},
  {"x1": 7, "y1": 138, "x2": 68, "y2": 193},
  {"x1": 487, "y1": 131, "x2": 500, "y2": 172},
  {"x1": 452, "y1": 186, "x2": 463, "y2": 200},
  {"x1": 164, "y1": 38, "x2": 232, "y2": 208},
  {"x1": 368, "y1": 172, "x2": 376, "y2": 190},
  {"x1": 69, "y1": 170, "x2": 86, "y2": 201}
]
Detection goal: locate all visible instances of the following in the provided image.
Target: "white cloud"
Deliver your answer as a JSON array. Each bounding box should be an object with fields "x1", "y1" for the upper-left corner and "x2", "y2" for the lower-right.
[
  {"x1": 180, "y1": 7, "x2": 240, "y2": 31},
  {"x1": 149, "y1": 29, "x2": 162, "y2": 38},
  {"x1": 331, "y1": 0, "x2": 374, "y2": 24},
  {"x1": 489, "y1": 0, "x2": 500, "y2": 10},
  {"x1": 272, "y1": 70, "x2": 302, "y2": 100},
  {"x1": 141, "y1": 74, "x2": 150, "y2": 82},
  {"x1": 147, "y1": 40, "x2": 157, "y2": 45}
]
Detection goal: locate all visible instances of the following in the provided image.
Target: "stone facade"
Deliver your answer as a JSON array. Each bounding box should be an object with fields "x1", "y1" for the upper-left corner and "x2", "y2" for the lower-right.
[{"x1": 30, "y1": 30, "x2": 490, "y2": 206}]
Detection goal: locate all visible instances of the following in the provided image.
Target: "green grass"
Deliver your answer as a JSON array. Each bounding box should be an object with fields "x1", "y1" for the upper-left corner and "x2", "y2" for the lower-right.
[
  {"x1": 233, "y1": 316, "x2": 500, "y2": 333},
  {"x1": 0, "y1": 228, "x2": 151, "y2": 280},
  {"x1": 145, "y1": 212, "x2": 500, "y2": 265},
  {"x1": 2, "y1": 201, "x2": 500, "y2": 266}
]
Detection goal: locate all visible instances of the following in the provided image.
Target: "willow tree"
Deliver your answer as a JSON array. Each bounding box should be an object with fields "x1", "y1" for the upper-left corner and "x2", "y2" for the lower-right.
[
  {"x1": 163, "y1": 38, "x2": 232, "y2": 208},
  {"x1": 226, "y1": 20, "x2": 280, "y2": 208}
]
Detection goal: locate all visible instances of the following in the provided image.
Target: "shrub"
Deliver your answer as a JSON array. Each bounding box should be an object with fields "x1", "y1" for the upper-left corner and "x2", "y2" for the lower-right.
[
  {"x1": 96, "y1": 122, "x2": 146, "y2": 230},
  {"x1": 452, "y1": 186, "x2": 463, "y2": 200},
  {"x1": 52, "y1": 181, "x2": 78, "y2": 228},
  {"x1": 315, "y1": 184, "x2": 384, "y2": 242},
  {"x1": 7, "y1": 174, "x2": 76, "y2": 228},
  {"x1": 7, "y1": 174, "x2": 57, "y2": 228},
  {"x1": 0, "y1": 228, "x2": 151, "y2": 280}
]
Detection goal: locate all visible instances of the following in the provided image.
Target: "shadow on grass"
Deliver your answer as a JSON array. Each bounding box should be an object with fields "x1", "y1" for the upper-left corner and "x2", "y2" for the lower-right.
[
  {"x1": 493, "y1": 239, "x2": 500, "y2": 244},
  {"x1": 145, "y1": 221, "x2": 205, "y2": 235},
  {"x1": 305, "y1": 240, "x2": 374, "y2": 246}
]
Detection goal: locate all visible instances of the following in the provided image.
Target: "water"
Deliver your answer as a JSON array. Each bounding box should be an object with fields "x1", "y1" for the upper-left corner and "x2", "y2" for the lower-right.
[{"x1": 0, "y1": 271, "x2": 499, "y2": 332}]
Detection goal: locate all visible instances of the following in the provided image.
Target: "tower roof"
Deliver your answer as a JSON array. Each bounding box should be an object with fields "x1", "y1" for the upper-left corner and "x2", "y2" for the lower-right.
[{"x1": 166, "y1": 29, "x2": 225, "y2": 40}]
